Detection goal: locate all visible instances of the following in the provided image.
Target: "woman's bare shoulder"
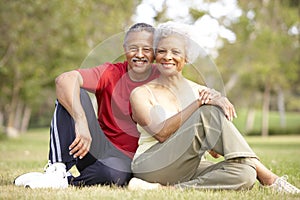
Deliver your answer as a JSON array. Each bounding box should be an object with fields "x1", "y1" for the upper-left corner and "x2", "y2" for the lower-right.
[
  {"x1": 130, "y1": 81, "x2": 155, "y2": 99},
  {"x1": 186, "y1": 79, "x2": 206, "y2": 88}
]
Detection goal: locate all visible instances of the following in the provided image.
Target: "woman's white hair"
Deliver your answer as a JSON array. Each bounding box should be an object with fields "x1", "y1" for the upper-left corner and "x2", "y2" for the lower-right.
[{"x1": 154, "y1": 21, "x2": 200, "y2": 63}]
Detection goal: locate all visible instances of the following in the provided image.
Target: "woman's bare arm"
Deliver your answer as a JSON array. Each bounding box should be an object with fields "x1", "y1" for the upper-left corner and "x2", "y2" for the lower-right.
[{"x1": 130, "y1": 86, "x2": 208, "y2": 143}]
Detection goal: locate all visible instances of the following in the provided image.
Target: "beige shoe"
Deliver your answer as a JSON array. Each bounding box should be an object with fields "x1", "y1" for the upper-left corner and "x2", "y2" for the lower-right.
[
  {"x1": 268, "y1": 175, "x2": 300, "y2": 194},
  {"x1": 128, "y1": 177, "x2": 161, "y2": 190}
]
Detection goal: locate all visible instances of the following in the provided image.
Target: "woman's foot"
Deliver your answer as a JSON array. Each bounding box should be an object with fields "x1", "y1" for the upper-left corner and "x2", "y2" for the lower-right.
[
  {"x1": 128, "y1": 177, "x2": 161, "y2": 190},
  {"x1": 266, "y1": 175, "x2": 300, "y2": 194}
]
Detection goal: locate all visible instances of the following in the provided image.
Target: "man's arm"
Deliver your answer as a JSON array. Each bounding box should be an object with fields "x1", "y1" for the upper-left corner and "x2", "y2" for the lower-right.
[
  {"x1": 55, "y1": 70, "x2": 83, "y2": 115},
  {"x1": 55, "y1": 70, "x2": 91, "y2": 159}
]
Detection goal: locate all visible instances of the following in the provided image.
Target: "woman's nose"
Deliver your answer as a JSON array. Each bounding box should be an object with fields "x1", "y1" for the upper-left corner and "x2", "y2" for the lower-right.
[{"x1": 164, "y1": 50, "x2": 172, "y2": 60}]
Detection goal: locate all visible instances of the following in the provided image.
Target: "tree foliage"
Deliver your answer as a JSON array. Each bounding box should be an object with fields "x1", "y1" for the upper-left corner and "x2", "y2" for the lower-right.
[
  {"x1": 0, "y1": 0, "x2": 137, "y2": 136},
  {"x1": 216, "y1": 0, "x2": 299, "y2": 135},
  {"x1": 144, "y1": 0, "x2": 299, "y2": 135}
]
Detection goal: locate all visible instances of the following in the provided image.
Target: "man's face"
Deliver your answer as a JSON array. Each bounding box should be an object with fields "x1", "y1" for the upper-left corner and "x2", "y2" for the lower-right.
[{"x1": 123, "y1": 31, "x2": 154, "y2": 74}]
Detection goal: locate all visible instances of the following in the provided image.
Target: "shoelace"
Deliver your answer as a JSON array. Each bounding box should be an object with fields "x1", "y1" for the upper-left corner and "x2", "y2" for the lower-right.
[
  {"x1": 273, "y1": 175, "x2": 300, "y2": 194},
  {"x1": 43, "y1": 162, "x2": 71, "y2": 179},
  {"x1": 43, "y1": 162, "x2": 50, "y2": 172}
]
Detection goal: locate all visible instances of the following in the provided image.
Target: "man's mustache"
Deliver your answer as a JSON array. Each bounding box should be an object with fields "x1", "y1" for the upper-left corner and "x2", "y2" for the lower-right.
[{"x1": 131, "y1": 57, "x2": 149, "y2": 63}]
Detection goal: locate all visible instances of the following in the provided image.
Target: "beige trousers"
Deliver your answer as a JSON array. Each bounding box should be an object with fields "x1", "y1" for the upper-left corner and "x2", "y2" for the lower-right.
[{"x1": 131, "y1": 105, "x2": 258, "y2": 190}]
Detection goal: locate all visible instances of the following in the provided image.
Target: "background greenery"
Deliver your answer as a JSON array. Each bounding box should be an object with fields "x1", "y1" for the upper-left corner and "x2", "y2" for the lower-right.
[{"x1": 0, "y1": 0, "x2": 299, "y2": 137}]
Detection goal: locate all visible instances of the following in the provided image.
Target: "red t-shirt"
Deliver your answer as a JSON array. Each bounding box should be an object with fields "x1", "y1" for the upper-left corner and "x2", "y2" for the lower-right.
[{"x1": 77, "y1": 61, "x2": 159, "y2": 158}]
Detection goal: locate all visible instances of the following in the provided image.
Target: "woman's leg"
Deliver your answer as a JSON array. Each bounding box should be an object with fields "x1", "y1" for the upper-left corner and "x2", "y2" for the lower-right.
[{"x1": 132, "y1": 105, "x2": 257, "y2": 189}]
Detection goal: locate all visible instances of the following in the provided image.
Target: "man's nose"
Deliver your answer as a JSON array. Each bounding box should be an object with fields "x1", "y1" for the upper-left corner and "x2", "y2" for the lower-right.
[{"x1": 136, "y1": 48, "x2": 144, "y2": 58}]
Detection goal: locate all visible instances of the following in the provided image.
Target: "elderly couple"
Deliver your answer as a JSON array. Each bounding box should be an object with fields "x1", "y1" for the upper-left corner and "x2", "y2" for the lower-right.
[{"x1": 14, "y1": 22, "x2": 299, "y2": 194}]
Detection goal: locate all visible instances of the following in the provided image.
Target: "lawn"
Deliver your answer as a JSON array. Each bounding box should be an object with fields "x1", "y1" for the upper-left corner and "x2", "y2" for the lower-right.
[
  {"x1": 0, "y1": 128, "x2": 300, "y2": 200},
  {"x1": 233, "y1": 109, "x2": 300, "y2": 135}
]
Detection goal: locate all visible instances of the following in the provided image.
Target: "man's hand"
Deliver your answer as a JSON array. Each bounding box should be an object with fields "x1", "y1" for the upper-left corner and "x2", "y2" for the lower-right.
[
  {"x1": 69, "y1": 120, "x2": 92, "y2": 159},
  {"x1": 198, "y1": 88, "x2": 211, "y2": 105},
  {"x1": 198, "y1": 88, "x2": 237, "y2": 121},
  {"x1": 209, "y1": 96, "x2": 237, "y2": 121}
]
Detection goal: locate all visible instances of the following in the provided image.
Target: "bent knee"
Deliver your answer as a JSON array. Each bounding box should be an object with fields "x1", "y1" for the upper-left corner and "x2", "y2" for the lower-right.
[
  {"x1": 238, "y1": 164, "x2": 257, "y2": 190},
  {"x1": 199, "y1": 105, "x2": 225, "y2": 120},
  {"x1": 107, "y1": 168, "x2": 132, "y2": 186}
]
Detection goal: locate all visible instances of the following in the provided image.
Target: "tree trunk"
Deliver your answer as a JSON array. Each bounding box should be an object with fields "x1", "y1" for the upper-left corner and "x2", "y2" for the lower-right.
[
  {"x1": 277, "y1": 86, "x2": 286, "y2": 128},
  {"x1": 245, "y1": 108, "x2": 255, "y2": 133},
  {"x1": 20, "y1": 106, "x2": 31, "y2": 133},
  {"x1": 14, "y1": 100, "x2": 23, "y2": 130},
  {"x1": 225, "y1": 73, "x2": 239, "y2": 93},
  {"x1": 261, "y1": 82, "x2": 271, "y2": 137},
  {"x1": 6, "y1": 69, "x2": 21, "y2": 137},
  {"x1": 0, "y1": 111, "x2": 4, "y2": 134},
  {"x1": 6, "y1": 94, "x2": 20, "y2": 138}
]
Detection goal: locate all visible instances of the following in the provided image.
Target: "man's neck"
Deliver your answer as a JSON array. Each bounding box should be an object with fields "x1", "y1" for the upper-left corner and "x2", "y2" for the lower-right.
[{"x1": 128, "y1": 67, "x2": 152, "y2": 82}]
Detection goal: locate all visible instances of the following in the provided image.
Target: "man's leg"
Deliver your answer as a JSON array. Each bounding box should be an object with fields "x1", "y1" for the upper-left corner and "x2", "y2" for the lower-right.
[
  {"x1": 55, "y1": 89, "x2": 133, "y2": 186},
  {"x1": 71, "y1": 157, "x2": 132, "y2": 186},
  {"x1": 74, "y1": 89, "x2": 133, "y2": 186},
  {"x1": 48, "y1": 99, "x2": 78, "y2": 170},
  {"x1": 25, "y1": 89, "x2": 132, "y2": 188},
  {"x1": 18, "y1": 99, "x2": 78, "y2": 189}
]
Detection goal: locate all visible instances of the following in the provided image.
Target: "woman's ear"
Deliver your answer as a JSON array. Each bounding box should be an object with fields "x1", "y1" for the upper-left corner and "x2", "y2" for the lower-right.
[{"x1": 185, "y1": 58, "x2": 189, "y2": 64}]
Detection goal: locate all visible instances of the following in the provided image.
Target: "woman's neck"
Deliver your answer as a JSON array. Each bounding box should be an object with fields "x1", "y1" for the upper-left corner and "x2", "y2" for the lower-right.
[{"x1": 157, "y1": 73, "x2": 185, "y2": 90}]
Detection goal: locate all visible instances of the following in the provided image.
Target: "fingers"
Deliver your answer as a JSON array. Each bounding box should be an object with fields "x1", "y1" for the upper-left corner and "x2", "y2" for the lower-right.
[
  {"x1": 222, "y1": 98, "x2": 237, "y2": 121},
  {"x1": 198, "y1": 89, "x2": 210, "y2": 105},
  {"x1": 210, "y1": 97, "x2": 237, "y2": 121},
  {"x1": 69, "y1": 136, "x2": 90, "y2": 159},
  {"x1": 69, "y1": 136, "x2": 80, "y2": 152},
  {"x1": 209, "y1": 88, "x2": 221, "y2": 99},
  {"x1": 70, "y1": 121, "x2": 92, "y2": 159},
  {"x1": 199, "y1": 88, "x2": 238, "y2": 121}
]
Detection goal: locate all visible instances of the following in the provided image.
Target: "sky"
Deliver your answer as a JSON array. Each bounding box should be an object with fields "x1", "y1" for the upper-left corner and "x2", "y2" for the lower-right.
[{"x1": 132, "y1": 0, "x2": 243, "y2": 58}]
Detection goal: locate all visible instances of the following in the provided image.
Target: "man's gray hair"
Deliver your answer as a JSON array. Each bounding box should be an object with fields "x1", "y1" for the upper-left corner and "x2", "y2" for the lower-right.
[
  {"x1": 124, "y1": 23, "x2": 155, "y2": 45},
  {"x1": 154, "y1": 21, "x2": 200, "y2": 63}
]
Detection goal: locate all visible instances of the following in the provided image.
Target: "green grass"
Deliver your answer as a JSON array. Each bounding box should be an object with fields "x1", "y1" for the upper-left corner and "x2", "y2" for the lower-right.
[
  {"x1": 233, "y1": 109, "x2": 300, "y2": 135},
  {"x1": 1, "y1": 129, "x2": 300, "y2": 200}
]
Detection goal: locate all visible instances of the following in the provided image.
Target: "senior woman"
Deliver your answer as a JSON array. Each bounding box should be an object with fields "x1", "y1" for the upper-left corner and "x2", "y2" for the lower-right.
[{"x1": 128, "y1": 22, "x2": 300, "y2": 194}]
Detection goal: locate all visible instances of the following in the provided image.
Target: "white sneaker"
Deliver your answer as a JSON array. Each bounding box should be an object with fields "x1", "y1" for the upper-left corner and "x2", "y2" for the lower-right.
[
  {"x1": 269, "y1": 175, "x2": 300, "y2": 194},
  {"x1": 128, "y1": 177, "x2": 161, "y2": 190},
  {"x1": 14, "y1": 172, "x2": 44, "y2": 186},
  {"x1": 25, "y1": 163, "x2": 68, "y2": 189}
]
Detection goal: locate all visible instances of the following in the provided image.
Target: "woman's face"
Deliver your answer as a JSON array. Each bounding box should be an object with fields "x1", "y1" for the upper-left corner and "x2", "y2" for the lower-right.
[{"x1": 155, "y1": 34, "x2": 186, "y2": 76}]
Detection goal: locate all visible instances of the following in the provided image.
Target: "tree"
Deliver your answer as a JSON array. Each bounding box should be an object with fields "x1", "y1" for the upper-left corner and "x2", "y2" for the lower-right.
[
  {"x1": 0, "y1": 0, "x2": 138, "y2": 136},
  {"x1": 135, "y1": 0, "x2": 299, "y2": 136},
  {"x1": 217, "y1": 0, "x2": 299, "y2": 135}
]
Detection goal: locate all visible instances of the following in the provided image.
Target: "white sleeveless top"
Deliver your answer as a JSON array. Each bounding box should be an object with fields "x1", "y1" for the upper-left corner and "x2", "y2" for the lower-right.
[
  {"x1": 133, "y1": 81, "x2": 203, "y2": 160},
  {"x1": 134, "y1": 85, "x2": 177, "y2": 160}
]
